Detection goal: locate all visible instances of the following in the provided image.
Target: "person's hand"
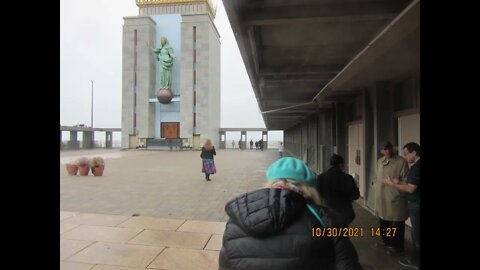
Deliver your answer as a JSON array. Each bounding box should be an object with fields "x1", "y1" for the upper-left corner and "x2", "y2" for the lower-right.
[
  {"x1": 390, "y1": 177, "x2": 400, "y2": 184},
  {"x1": 382, "y1": 177, "x2": 393, "y2": 185},
  {"x1": 383, "y1": 177, "x2": 399, "y2": 185}
]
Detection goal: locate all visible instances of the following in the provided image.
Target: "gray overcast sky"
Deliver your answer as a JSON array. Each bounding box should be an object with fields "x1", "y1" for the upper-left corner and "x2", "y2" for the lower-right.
[{"x1": 60, "y1": 0, "x2": 268, "y2": 130}]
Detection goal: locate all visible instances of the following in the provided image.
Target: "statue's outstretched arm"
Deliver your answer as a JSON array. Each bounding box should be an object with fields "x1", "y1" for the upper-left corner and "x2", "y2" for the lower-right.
[{"x1": 169, "y1": 48, "x2": 176, "y2": 59}]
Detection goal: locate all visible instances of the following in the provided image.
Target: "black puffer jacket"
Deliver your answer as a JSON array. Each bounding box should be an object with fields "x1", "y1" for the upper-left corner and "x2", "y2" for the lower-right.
[{"x1": 219, "y1": 188, "x2": 363, "y2": 270}]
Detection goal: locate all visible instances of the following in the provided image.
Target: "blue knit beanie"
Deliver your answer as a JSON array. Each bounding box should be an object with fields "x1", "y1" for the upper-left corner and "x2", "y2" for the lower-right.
[{"x1": 266, "y1": 157, "x2": 316, "y2": 186}]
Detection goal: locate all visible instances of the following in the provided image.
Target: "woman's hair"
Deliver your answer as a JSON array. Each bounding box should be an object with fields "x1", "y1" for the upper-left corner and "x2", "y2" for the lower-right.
[
  {"x1": 265, "y1": 179, "x2": 321, "y2": 205},
  {"x1": 203, "y1": 139, "x2": 213, "y2": 150}
]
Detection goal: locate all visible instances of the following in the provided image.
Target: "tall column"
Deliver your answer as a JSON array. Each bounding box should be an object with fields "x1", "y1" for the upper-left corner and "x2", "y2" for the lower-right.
[
  {"x1": 83, "y1": 131, "x2": 95, "y2": 149},
  {"x1": 317, "y1": 108, "x2": 333, "y2": 173},
  {"x1": 219, "y1": 131, "x2": 226, "y2": 149},
  {"x1": 334, "y1": 103, "x2": 348, "y2": 160},
  {"x1": 262, "y1": 131, "x2": 268, "y2": 150},
  {"x1": 122, "y1": 16, "x2": 157, "y2": 149},
  {"x1": 106, "y1": 132, "x2": 113, "y2": 148},
  {"x1": 363, "y1": 81, "x2": 394, "y2": 209},
  {"x1": 240, "y1": 131, "x2": 247, "y2": 149},
  {"x1": 69, "y1": 131, "x2": 79, "y2": 150}
]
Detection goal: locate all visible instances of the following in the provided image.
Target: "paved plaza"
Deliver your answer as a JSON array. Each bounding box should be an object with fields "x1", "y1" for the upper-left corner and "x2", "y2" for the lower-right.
[{"x1": 60, "y1": 149, "x2": 414, "y2": 270}]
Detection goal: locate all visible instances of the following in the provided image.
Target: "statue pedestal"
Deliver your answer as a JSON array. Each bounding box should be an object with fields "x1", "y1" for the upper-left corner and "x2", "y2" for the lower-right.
[{"x1": 157, "y1": 88, "x2": 173, "y2": 104}]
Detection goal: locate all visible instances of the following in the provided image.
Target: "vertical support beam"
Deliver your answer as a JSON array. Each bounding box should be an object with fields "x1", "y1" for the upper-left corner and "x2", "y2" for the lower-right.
[
  {"x1": 307, "y1": 115, "x2": 317, "y2": 169},
  {"x1": 219, "y1": 131, "x2": 226, "y2": 149},
  {"x1": 363, "y1": 88, "x2": 375, "y2": 209},
  {"x1": 317, "y1": 108, "x2": 333, "y2": 173},
  {"x1": 334, "y1": 102, "x2": 348, "y2": 160},
  {"x1": 69, "y1": 131, "x2": 79, "y2": 150},
  {"x1": 375, "y1": 82, "x2": 395, "y2": 148},
  {"x1": 83, "y1": 131, "x2": 95, "y2": 149},
  {"x1": 105, "y1": 132, "x2": 113, "y2": 148},
  {"x1": 240, "y1": 131, "x2": 247, "y2": 149},
  {"x1": 363, "y1": 81, "x2": 395, "y2": 210},
  {"x1": 262, "y1": 131, "x2": 268, "y2": 150},
  {"x1": 122, "y1": 17, "x2": 156, "y2": 149}
]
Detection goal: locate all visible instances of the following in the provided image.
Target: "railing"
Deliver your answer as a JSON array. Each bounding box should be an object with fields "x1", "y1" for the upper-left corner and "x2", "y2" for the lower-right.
[{"x1": 146, "y1": 138, "x2": 193, "y2": 150}]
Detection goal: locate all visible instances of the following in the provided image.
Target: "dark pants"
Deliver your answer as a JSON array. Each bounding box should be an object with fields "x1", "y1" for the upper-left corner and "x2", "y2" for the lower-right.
[
  {"x1": 379, "y1": 218, "x2": 405, "y2": 251},
  {"x1": 408, "y1": 201, "x2": 420, "y2": 265}
]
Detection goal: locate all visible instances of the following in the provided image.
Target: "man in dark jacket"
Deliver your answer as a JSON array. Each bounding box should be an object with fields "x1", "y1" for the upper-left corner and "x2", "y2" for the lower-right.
[
  {"x1": 316, "y1": 154, "x2": 360, "y2": 227},
  {"x1": 219, "y1": 157, "x2": 363, "y2": 270}
]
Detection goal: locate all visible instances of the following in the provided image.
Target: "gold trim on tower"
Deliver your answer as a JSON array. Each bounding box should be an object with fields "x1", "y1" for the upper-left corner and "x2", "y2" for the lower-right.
[{"x1": 135, "y1": 0, "x2": 217, "y2": 18}]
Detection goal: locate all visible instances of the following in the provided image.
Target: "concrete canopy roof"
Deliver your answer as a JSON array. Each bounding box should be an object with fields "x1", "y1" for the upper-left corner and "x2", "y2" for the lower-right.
[{"x1": 223, "y1": 0, "x2": 416, "y2": 130}]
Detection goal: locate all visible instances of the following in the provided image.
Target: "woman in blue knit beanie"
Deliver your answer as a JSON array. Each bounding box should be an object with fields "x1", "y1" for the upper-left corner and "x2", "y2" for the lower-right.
[{"x1": 219, "y1": 157, "x2": 363, "y2": 270}]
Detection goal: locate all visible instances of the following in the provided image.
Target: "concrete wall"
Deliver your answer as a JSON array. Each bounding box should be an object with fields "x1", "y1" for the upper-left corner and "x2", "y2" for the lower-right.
[
  {"x1": 398, "y1": 113, "x2": 420, "y2": 147},
  {"x1": 180, "y1": 14, "x2": 220, "y2": 145},
  {"x1": 122, "y1": 16, "x2": 156, "y2": 148},
  {"x1": 208, "y1": 17, "x2": 221, "y2": 147},
  {"x1": 282, "y1": 74, "x2": 419, "y2": 212}
]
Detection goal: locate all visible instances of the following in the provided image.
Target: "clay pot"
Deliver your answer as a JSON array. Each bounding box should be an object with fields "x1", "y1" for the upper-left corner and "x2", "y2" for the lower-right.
[
  {"x1": 66, "y1": 164, "x2": 78, "y2": 175},
  {"x1": 78, "y1": 166, "x2": 90, "y2": 176},
  {"x1": 91, "y1": 165, "x2": 105, "y2": 176}
]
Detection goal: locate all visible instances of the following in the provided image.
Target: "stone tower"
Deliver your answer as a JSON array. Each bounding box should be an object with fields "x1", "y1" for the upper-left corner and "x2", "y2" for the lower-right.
[{"x1": 122, "y1": 0, "x2": 220, "y2": 149}]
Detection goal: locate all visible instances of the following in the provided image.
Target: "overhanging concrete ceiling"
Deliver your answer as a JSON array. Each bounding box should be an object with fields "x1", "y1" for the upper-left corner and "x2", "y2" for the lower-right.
[{"x1": 223, "y1": 0, "x2": 416, "y2": 130}]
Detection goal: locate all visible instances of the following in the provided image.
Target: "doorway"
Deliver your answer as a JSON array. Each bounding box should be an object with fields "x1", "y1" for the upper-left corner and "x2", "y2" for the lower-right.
[
  {"x1": 193, "y1": 134, "x2": 200, "y2": 149},
  {"x1": 161, "y1": 122, "x2": 180, "y2": 139},
  {"x1": 348, "y1": 122, "x2": 365, "y2": 197}
]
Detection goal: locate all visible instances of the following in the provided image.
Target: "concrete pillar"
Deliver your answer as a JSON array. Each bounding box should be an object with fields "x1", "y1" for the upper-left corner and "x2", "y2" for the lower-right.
[
  {"x1": 262, "y1": 131, "x2": 268, "y2": 150},
  {"x1": 82, "y1": 131, "x2": 95, "y2": 149},
  {"x1": 122, "y1": 16, "x2": 157, "y2": 149},
  {"x1": 307, "y1": 116, "x2": 317, "y2": 168},
  {"x1": 106, "y1": 132, "x2": 113, "y2": 148},
  {"x1": 68, "y1": 131, "x2": 79, "y2": 150},
  {"x1": 240, "y1": 131, "x2": 246, "y2": 149},
  {"x1": 363, "y1": 82, "x2": 395, "y2": 209},
  {"x1": 219, "y1": 131, "x2": 226, "y2": 149},
  {"x1": 334, "y1": 103, "x2": 348, "y2": 161},
  {"x1": 317, "y1": 108, "x2": 333, "y2": 173}
]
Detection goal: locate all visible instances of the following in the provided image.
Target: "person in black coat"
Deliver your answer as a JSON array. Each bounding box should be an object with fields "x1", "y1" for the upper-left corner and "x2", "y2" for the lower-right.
[
  {"x1": 316, "y1": 154, "x2": 360, "y2": 227},
  {"x1": 219, "y1": 157, "x2": 363, "y2": 270}
]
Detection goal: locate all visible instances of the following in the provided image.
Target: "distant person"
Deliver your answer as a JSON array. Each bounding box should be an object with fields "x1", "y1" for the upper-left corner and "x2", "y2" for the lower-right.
[
  {"x1": 259, "y1": 139, "x2": 264, "y2": 151},
  {"x1": 315, "y1": 154, "x2": 360, "y2": 227},
  {"x1": 383, "y1": 142, "x2": 420, "y2": 269},
  {"x1": 231, "y1": 140, "x2": 235, "y2": 149},
  {"x1": 372, "y1": 141, "x2": 409, "y2": 256},
  {"x1": 249, "y1": 139, "x2": 253, "y2": 149},
  {"x1": 255, "y1": 141, "x2": 259, "y2": 150},
  {"x1": 278, "y1": 142, "x2": 284, "y2": 157},
  {"x1": 219, "y1": 157, "x2": 363, "y2": 270},
  {"x1": 200, "y1": 139, "x2": 216, "y2": 181}
]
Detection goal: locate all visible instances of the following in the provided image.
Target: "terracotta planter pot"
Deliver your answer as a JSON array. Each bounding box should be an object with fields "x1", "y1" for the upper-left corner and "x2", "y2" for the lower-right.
[
  {"x1": 66, "y1": 164, "x2": 78, "y2": 175},
  {"x1": 78, "y1": 166, "x2": 90, "y2": 176},
  {"x1": 91, "y1": 165, "x2": 105, "y2": 176}
]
